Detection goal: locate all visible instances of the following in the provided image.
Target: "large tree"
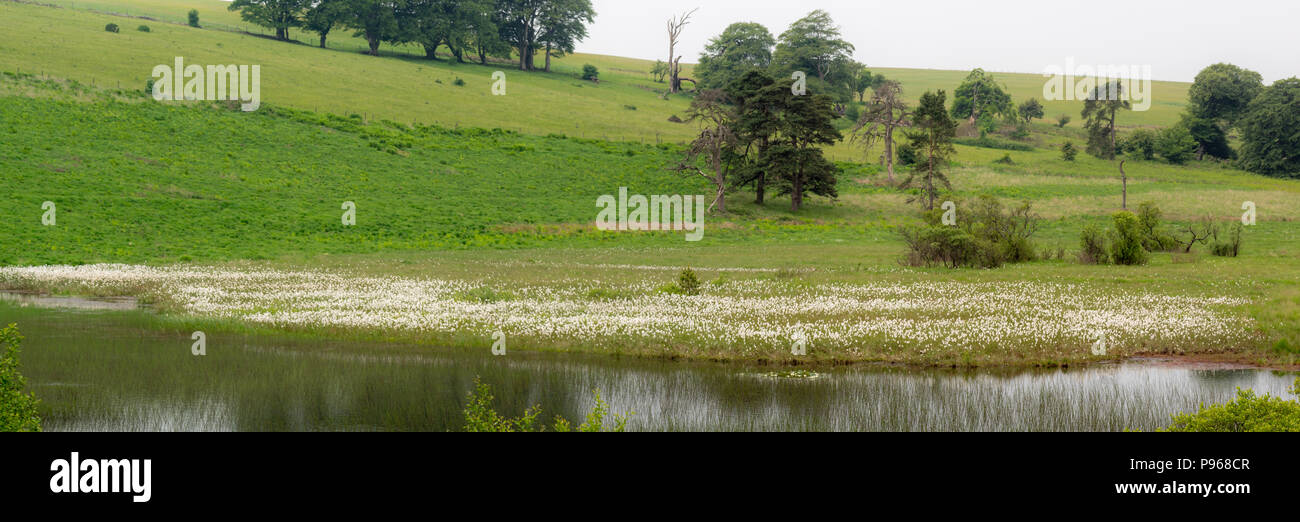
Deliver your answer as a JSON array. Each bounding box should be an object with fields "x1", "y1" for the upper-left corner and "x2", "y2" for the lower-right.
[
  {"x1": 675, "y1": 89, "x2": 738, "y2": 213},
  {"x1": 346, "y1": 0, "x2": 403, "y2": 56},
  {"x1": 850, "y1": 80, "x2": 911, "y2": 183},
  {"x1": 537, "y1": 0, "x2": 595, "y2": 72},
  {"x1": 771, "y1": 9, "x2": 855, "y2": 99},
  {"x1": 499, "y1": 0, "x2": 546, "y2": 70},
  {"x1": 773, "y1": 90, "x2": 842, "y2": 211},
  {"x1": 304, "y1": 0, "x2": 351, "y2": 48},
  {"x1": 726, "y1": 70, "x2": 781, "y2": 205},
  {"x1": 1081, "y1": 80, "x2": 1131, "y2": 160},
  {"x1": 694, "y1": 22, "x2": 775, "y2": 91},
  {"x1": 901, "y1": 90, "x2": 957, "y2": 211},
  {"x1": 1237, "y1": 77, "x2": 1300, "y2": 178},
  {"x1": 950, "y1": 68, "x2": 1012, "y2": 125},
  {"x1": 228, "y1": 0, "x2": 309, "y2": 41},
  {"x1": 1189, "y1": 63, "x2": 1264, "y2": 128}
]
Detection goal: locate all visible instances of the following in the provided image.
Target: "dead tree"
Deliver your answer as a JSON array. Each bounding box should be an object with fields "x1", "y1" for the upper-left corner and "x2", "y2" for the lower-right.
[
  {"x1": 667, "y1": 8, "x2": 698, "y2": 94},
  {"x1": 850, "y1": 80, "x2": 911, "y2": 183},
  {"x1": 671, "y1": 89, "x2": 735, "y2": 213}
]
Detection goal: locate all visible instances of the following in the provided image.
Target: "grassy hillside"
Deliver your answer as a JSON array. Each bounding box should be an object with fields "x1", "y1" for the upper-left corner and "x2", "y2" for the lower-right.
[{"x1": 4, "y1": 0, "x2": 1191, "y2": 155}]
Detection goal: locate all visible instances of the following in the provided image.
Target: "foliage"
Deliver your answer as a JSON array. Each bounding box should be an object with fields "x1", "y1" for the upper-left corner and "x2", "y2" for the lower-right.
[
  {"x1": 1135, "y1": 201, "x2": 1179, "y2": 252},
  {"x1": 187, "y1": 8, "x2": 200, "y2": 28},
  {"x1": 137, "y1": 25, "x2": 150, "y2": 33},
  {"x1": 1078, "y1": 223, "x2": 1109, "y2": 265},
  {"x1": 1082, "y1": 81, "x2": 1131, "y2": 160},
  {"x1": 0, "y1": 324, "x2": 41, "y2": 432},
  {"x1": 1056, "y1": 114, "x2": 1071, "y2": 128},
  {"x1": 104, "y1": 23, "x2": 119, "y2": 33},
  {"x1": 1179, "y1": 113, "x2": 1234, "y2": 161},
  {"x1": 770, "y1": 9, "x2": 856, "y2": 101},
  {"x1": 1237, "y1": 78, "x2": 1300, "y2": 178},
  {"x1": 677, "y1": 267, "x2": 701, "y2": 296},
  {"x1": 900, "y1": 90, "x2": 956, "y2": 210},
  {"x1": 694, "y1": 22, "x2": 775, "y2": 90},
  {"x1": 462, "y1": 377, "x2": 632, "y2": 432},
  {"x1": 1060, "y1": 141, "x2": 1077, "y2": 161},
  {"x1": 1156, "y1": 124, "x2": 1197, "y2": 164},
  {"x1": 581, "y1": 64, "x2": 598, "y2": 81},
  {"x1": 1187, "y1": 63, "x2": 1264, "y2": 128},
  {"x1": 1108, "y1": 211, "x2": 1149, "y2": 265},
  {"x1": 228, "y1": 0, "x2": 305, "y2": 41},
  {"x1": 849, "y1": 79, "x2": 909, "y2": 181},
  {"x1": 1212, "y1": 223, "x2": 1244, "y2": 257},
  {"x1": 950, "y1": 69, "x2": 1013, "y2": 123},
  {"x1": 1158, "y1": 378, "x2": 1300, "y2": 432},
  {"x1": 650, "y1": 60, "x2": 668, "y2": 83},
  {"x1": 900, "y1": 196, "x2": 1039, "y2": 269},
  {"x1": 1017, "y1": 98, "x2": 1044, "y2": 123},
  {"x1": 1120, "y1": 128, "x2": 1157, "y2": 160}
]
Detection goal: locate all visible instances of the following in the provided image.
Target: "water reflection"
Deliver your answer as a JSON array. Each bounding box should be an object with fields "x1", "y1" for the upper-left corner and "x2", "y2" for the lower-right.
[{"x1": 4, "y1": 302, "x2": 1294, "y2": 432}]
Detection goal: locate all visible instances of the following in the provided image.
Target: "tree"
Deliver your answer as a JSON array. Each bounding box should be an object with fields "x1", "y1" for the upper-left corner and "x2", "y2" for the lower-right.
[
  {"x1": 1122, "y1": 128, "x2": 1157, "y2": 160},
  {"x1": 1018, "y1": 98, "x2": 1044, "y2": 124},
  {"x1": 1180, "y1": 113, "x2": 1234, "y2": 160},
  {"x1": 1237, "y1": 78, "x2": 1300, "y2": 177},
  {"x1": 850, "y1": 79, "x2": 911, "y2": 183},
  {"x1": 844, "y1": 62, "x2": 875, "y2": 103},
  {"x1": 470, "y1": 2, "x2": 511, "y2": 65},
  {"x1": 228, "y1": 0, "x2": 307, "y2": 41},
  {"x1": 1081, "y1": 80, "x2": 1131, "y2": 160},
  {"x1": 774, "y1": 91, "x2": 841, "y2": 211},
  {"x1": 901, "y1": 91, "x2": 957, "y2": 211},
  {"x1": 674, "y1": 89, "x2": 737, "y2": 213},
  {"x1": 1061, "y1": 141, "x2": 1077, "y2": 161},
  {"x1": 1188, "y1": 63, "x2": 1264, "y2": 128},
  {"x1": 0, "y1": 324, "x2": 41, "y2": 432},
  {"x1": 771, "y1": 9, "x2": 855, "y2": 99},
  {"x1": 346, "y1": 0, "x2": 403, "y2": 56},
  {"x1": 726, "y1": 70, "x2": 781, "y2": 205},
  {"x1": 500, "y1": 0, "x2": 546, "y2": 70},
  {"x1": 666, "y1": 8, "x2": 698, "y2": 94},
  {"x1": 1056, "y1": 114, "x2": 1071, "y2": 128},
  {"x1": 537, "y1": 0, "x2": 595, "y2": 72},
  {"x1": 188, "y1": 9, "x2": 201, "y2": 28},
  {"x1": 951, "y1": 69, "x2": 1012, "y2": 125},
  {"x1": 694, "y1": 22, "x2": 775, "y2": 91},
  {"x1": 1157, "y1": 125, "x2": 1198, "y2": 164},
  {"x1": 650, "y1": 60, "x2": 669, "y2": 83},
  {"x1": 304, "y1": 0, "x2": 351, "y2": 48}
]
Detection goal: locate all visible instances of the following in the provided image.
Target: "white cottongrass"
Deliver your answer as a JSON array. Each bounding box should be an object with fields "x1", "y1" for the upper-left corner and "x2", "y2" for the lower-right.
[{"x1": 0, "y1": 264, "x2": 1256, "y2": 358}]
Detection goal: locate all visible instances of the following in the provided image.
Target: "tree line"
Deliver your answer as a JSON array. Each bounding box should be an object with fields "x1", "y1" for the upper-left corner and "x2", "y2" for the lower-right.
[{"x1": 228, "y1": 0, "x2": 595, "y2": 71}]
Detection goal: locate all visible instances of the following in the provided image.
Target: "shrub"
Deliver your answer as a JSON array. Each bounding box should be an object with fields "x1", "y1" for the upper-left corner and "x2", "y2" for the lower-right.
[
  {"x1": 581, "y1": 64, "x2": 599, "y2": 81},
  {"x1": 1135, "y1": 201, "x2": 1179, "y2": 252},
  {"x1": 1158, "y1": 379, "x2": 1300, "y2": 432},
  {"x1": 137, "y1": 25, "x2": 151, "y2": 33},
  {"x1": 1056, "y1": 114, "x2": 1071, "y2": 128},
  {"x1": 462, "y1": 377, "x2": 632, "y2": 432},
  {"x1": 900, "y1": 196, "x2": 1040, "y2": 269},
  {"x1": 896, "y1": 140, "x2": 918, "y2": 166},
  {"x1": 993, "y1": 153, "x2": 1015, "y2": 165},
  {"x1": 453, "y1": 77, "x2": 465, "y2": 87},
  {"x1": 1079, "y1": 223, "x2": 1109, "y2": 265},
  {"x1": 105, "y1": 23, "x2": 120, "y2": 33},
  {"x1": 1157, "y1": 125, "x2": 1198, "y2": 164},
  {"x1": 1122, "y1": 128, "x2": 1157, "y2": 160},
  {"x1": 1061, "y1": 141, "x2": 1077, "y2": 161},
  {"x1": 188, "y1": 9, "x2": 201, "y2": 28},
  {"x1": 1108, "y1": 211, "x2": 1149, "y2": 265},
  {"x1": 1009, "y1": 124, "x2": 1030, "y2": 141},
  {"x1": 1, "y1": 324, "x2": 41, "y2": 432},
  {"x1": 1211, "y1": 223, "x2": 1244, "y2": 257},
  {"x1": 677, "y1": 268, "x2": 701, "y2": 296}
]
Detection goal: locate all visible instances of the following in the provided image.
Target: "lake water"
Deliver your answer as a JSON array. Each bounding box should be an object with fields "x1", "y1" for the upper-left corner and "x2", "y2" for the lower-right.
[{"x1": 2, "y1": 293, "x2": 1295, "y2": 432}]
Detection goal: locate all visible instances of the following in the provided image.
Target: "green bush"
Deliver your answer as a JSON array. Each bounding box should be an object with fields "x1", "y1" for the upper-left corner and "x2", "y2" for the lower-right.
[
  {"x1": 1, "y1": 324, "x2": 41, "y2": 432},
  {"x1": 1135, "y1": 201, "x2": 1180, "y2": 252},
  {"x1": 462, "y1": 378, "x2": 632, "y2": 432},
  {"x1": 677, "y1": 267, "x2": 701, "y2": 296},
  {"x1": 896, "y1": 141, "x2": 918, "y2": 166},
  {"x1": 581, "y1": 64, "x2": 599, "y2": 81},
  {"x1": 1108, "y1": 211, "x2": 1149, "y2": 265},
  {"x1": 453, "y1": 77, "x2": 466, "y2": 87},
  {"x1": 1157, "y1": 125, "x2": 1198, "y2": 164},
  {"x1": 104, "y1": 23, "x2": 120, "y2": 33},
  {"x1": 1122, "y1": 128, "x2": 1158, "y2": 160},
  {"x1": 187, "y1": 9, "x2": 201, "y2": 28},
  {"x1": 137, "y1": 25, "x2": 151, "y2": 33},
  {"x1": 900, "y1": 196, "x2": 1040, "y2": 269},
  {"x1": 1158, "y1": 379, "x2": 1300, "y2": 432},
  {"x1": 1212, "y1": 223, "x2": 1244, "y2": 257},
  {"x1": 1061, "y1": 141, "x2": 1078, "y2": 161},
  {"x1": 1079, "y1": 223, "x2": 1109, "y2": 265}
]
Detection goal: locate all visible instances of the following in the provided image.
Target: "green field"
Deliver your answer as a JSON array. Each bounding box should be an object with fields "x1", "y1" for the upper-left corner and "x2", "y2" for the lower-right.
[{"x1": 2, "y1": 0, "x2": 1298, "y2": 368}]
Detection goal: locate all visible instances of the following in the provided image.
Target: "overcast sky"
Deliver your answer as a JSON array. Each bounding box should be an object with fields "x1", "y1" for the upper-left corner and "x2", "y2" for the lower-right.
[{"x1": 583, "y1": 0, "x2": 1300, "y2": 83}]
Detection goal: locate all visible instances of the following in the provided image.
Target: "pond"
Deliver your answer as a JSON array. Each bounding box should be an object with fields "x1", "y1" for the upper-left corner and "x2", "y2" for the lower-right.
[{"x1": 2, "y1": 293, "x2": 1294, "y2": 432}]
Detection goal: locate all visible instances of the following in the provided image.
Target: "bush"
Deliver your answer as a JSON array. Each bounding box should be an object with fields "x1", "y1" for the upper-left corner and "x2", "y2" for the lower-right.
[
  {"x1": 896, "y1": 140, "x2": 918, "y2": 167},
  {"x1": 1108, "y1": 211, "x2": 1149, "y2": 265},
  {"x1": 993, "y1": 153, "x2": 1015, "y2": 165},
  {"x1": 462, "y1": 377, "x2": 632, "y2": 432},
  {"x1": 900, "y1": 196, "x2": 1040, "y2": 269},
  {"x1": 1212, "y1": 223, "x2": 1244, "y2": 257},
  {"x1": 1157, "y1": 125, "x2": 1198, "y2": 164},
  {"x1": 453, "y1": 77, "x2": 465, "y2": 87},
  {"x1": 1079, "y1": 223, "x2": 1109, "y2": 265},
  {"x1": 188, "y1": 9, "x2": 201, "y2": 28},
  {"x1": 677, "y1": 268, "x2": 701, "y2": 296},
  {"x1": 1158, "y1": 379, "x2": 1300, "y2": 432},
  {"x1": 1135, "y1": 201, "x2": 1180, "y2": 252},
  {"x1": 1, "y1": 324, "x2": 41, "y2": 432},
  {"x1": 1122, "y1": 128, "x2": 1157, "y2": 160},
  {"x1": 104, "y1": 23, "x2": 120, "y2": 33},
  {"x1": 1056, "y1": 114, "x2": 1071, "y2": 128},
  {"x1": 1061, "y1": 141, "x2": 1077, "y2": 161},
  {"x1": 1009, "y1": 124, "x2": 1030, "y2": 141},
  {"x1": 581, "y1": 64, "x2": 599, "y2": 81},
  {"x1": 137, "y1": 25, "x2": 151, "y2": 33}
]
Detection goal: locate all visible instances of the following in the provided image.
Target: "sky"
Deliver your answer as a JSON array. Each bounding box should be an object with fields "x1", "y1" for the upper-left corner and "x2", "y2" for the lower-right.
[{"x1": 583, "y1": 0, "x2": 1300, "y2": 83}]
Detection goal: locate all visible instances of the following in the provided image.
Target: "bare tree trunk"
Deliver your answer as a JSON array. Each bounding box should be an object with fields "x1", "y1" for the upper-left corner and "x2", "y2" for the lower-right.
[
  {"x1": 1120, "y1": 161, "x2": 1128, "y2": 210},
  {"x1": 884, "y1": 127, "x2": 896, "y2": 183},
  {"x1": 545, "y1": 42, "x2": 552, "y2": 72}
]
